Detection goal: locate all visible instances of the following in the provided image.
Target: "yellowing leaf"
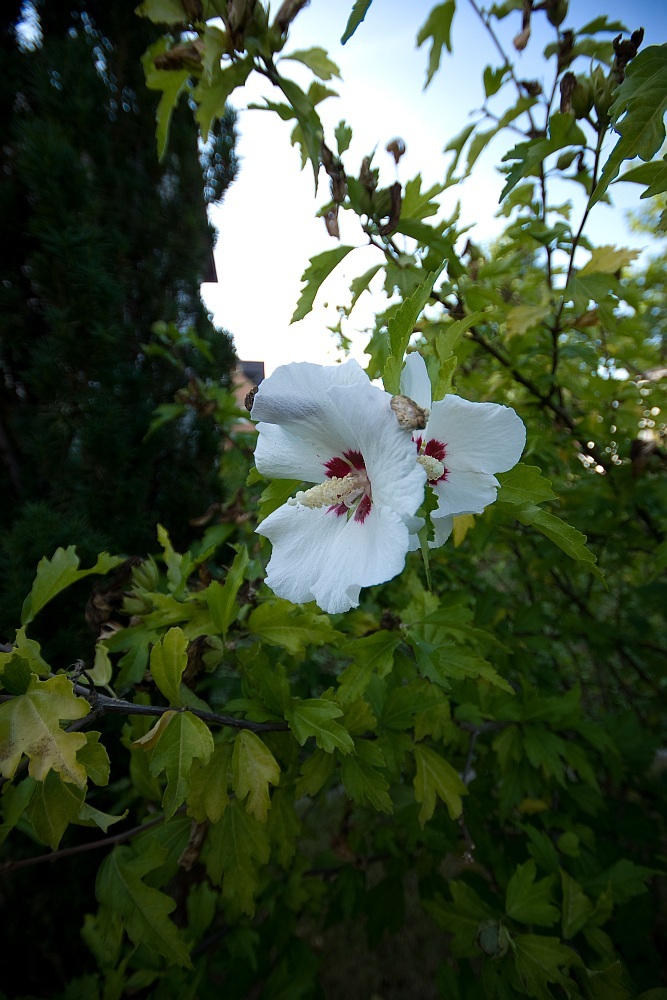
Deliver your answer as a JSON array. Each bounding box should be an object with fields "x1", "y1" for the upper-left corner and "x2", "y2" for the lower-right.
[
  {"x1": 150, "y1": 627, "x2": 188, "y2": 706},
  {"x1": 413, "y1": 743, "x2": 466, "y2": 825},
  {"x1": 232, "y1": 730, "x2": 280, "y2": 822},
  {"x1": 130, "y1": 710, "x2": 177, "y2": 750},
  {"x1": 506, "y1": 291, "x2": 552, "y2": 337},
  {"x1": 579, "y1": 245, "x2": 640, "y2": 275},
  {"x1": 0, "y1": 674, "x2": 89, "y2": 787},
  {"x1": 452, "y1": 514, "x2": 475, "y2": 547},
  {"x1": 27, "y1": 770, "x2": 85, "y2": 849}
]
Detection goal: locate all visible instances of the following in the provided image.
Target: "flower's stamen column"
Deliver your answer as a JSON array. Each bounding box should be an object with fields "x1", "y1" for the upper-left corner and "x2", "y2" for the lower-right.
[{"x1": 288, "y1": 474, "x2": 363, "y2": 509}]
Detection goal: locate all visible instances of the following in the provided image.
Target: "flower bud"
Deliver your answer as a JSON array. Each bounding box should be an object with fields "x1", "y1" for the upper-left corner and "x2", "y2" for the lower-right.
[{"x1": 571, "y1": 75, "x2": 594, "y2": 118}]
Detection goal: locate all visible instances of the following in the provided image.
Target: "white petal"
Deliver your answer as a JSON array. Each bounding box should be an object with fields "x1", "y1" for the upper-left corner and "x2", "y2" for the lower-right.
[
  {"x1": 250, "y1": 360, "x2": 370, "y2": 457},
  {"x1": 429, "y1": 514, "x2": 454, "y2": 549},
  {"x1": 431, "y1": 469, "x2": 500, "y2": 517},
  {"x1": 399, "y1": 353, "x2": 432, "y2": 410},
  {"x1": 426, "y1": 395, "x2": 526, "y2": 474},
  {"x1": 324, "y1": 384, "x2": 426, "y2": 520},
  {"x1": 254, "y1": 423, "x2": 328, "y2": 483},
  {"x1": 257, "y1": 501, "x2": 413, "y2": 614}
]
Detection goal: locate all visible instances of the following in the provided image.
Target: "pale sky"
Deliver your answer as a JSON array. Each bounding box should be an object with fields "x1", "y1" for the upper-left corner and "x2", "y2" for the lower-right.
[{"x1": 201, "y1": 0, "x2": 667, "y2": 375}]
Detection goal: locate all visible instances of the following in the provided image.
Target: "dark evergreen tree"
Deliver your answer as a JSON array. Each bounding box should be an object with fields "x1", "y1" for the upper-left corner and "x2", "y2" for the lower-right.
[{"x1": 0, "y1": 0, "x2": 239, "y2": 638}]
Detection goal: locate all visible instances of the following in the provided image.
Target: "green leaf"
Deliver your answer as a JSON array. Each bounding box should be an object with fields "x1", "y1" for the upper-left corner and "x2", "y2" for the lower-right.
[
  {"x1": 348, "y1": 264, "x2": 383, "y2": 315},
  {"x1": 279, "y1": 76, "x2": 327, "y2": 183},
  {"x1": 193, "y1": 57, "x2": 253, "y2": 139},
  {"x1": 334, "y1": 118, "x2": 353, "y2": 154},
  {"x1": 417, "y1": 1, "x2": 456, "y2": 89},
  {"x1": 512, "y1": 934, "x2": 577, "y2": 1000},
  {"x1": 591, "y1": 45, "x2": 667, "y2": 207},
  {"x1": 619, "y1": 153, "x2": 667, "y2": 199},
  {"x1": 267, "y1": 789, "x2": 301, "y2": 868},
  {"x1": 383, "y1": 263, "x2": 446, "y2": 393},
  {"x1": 0, "y1": 674, "x2": 89, "y2": 786},
  {"x1": 497, "y1": 464, "x2": 557, "y2": 506},
  {"x1": 506, "y1": 860, "x2": 559, "y2": 927},
  {"x1": 187, "y1": 742, "x2": 231, "y2": 823},
  {"x1": 425, "y1": 881, "x2": 495, "y2": 958},
  {"x1": 77, "y1": 732, "x2": 111, "y2": 787},
  {"x1": 337, "y1": 631, "x2": 401, "y2": 704},
  {"x1": 141, "y1": 40, "x2": 190, "y2": 160},
  {"x1": 147, "y1": 711, "x2": 215, "y2": 819},
  {"x1": 484, "y1": 63, "x2": 510, "y2": 98},
  {"x1": 247, "y1": 600, "x2": 340, "y2": 656},
  {"x1": 27, "y1": 770, "x2": 85, "y2": 849},
  {"x1": 295, "y1": 748, "x2": 336, "y2": 797},
  {"x1": 134, "y1": 0, "x2": 187, "y2": 24},
  {"x1": 0, "y1": 626, "x2": 50, "y2": 678},
  {"x1": 77, "y1": 801, "x2": 128, "y2": 834},
  {"x1": 501, "y1": 113, "x2": 587, "y2": 202},
  {"x1": 204, "y1": 546, "x2": 249, "y2": 637},
  {"x1": 150, "y1": 626, "x2": 188, "y2": 706},
  {"x1": 97, "y1": 844, "x2": 192, "y2": 966},
  {"x1": 282, "y1": 47, "x2": 341, "y2": 81},
  {"x1": 204, "y1": 798, "x2": 270, "y2": 915},
  {"x1": 340, "y1": 740, "x2": 392, "y2": 812},
  {"x1": 291, "y1": 245, "x2": 355, "y2": 323},
  {"x1": 285, "y1": 698, "x2": 354, "y2": 754},
  {"x1": 21, "y1": 546, "x2": 123, "y2": 626},
  {"x1": 513, "y1": 504, "x2": 602, "y2": 576},
  {"x1": 232, "y1": 730, "x2": 280, "y2": 822},
  {"x1": 341, "y1": 0, "x2": 373, "y2": 43},
  {"x1": 413, "y1": 743, "x2": 466, "y2": 825},
  {"x1": 561, "y1": 870, "x2": 594, "y2": 939}
]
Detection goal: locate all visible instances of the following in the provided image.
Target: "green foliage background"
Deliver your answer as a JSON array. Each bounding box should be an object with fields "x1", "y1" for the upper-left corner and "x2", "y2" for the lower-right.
[{"x1": 0, "y1": 1, "x2": 666, "y2": 999}]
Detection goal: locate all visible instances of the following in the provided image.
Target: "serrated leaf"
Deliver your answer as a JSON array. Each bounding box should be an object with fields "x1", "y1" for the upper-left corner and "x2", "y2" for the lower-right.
[
  {"x1": 383, "y1": 263, "x2": 446, "y2": 393},
  {"x1": 340, "y1": 740, "x2": 392, "y2": 812},
  {"x1": 341, "y1": 0, "x2": 373, "y2": 43},
  {"x1": 285, "y1": 698, "x2": 354, "y2": 754},
  {"x1": 77, "y1": 732, "x2": 110, "y2": 787},
  {"x1": 417, "y1": 1, "x2": 456, "y2": 89},
  {"x1": 619, "y1": 153, "x2": 667, "y2": 199},
  {"x1": 425, "y1": 880, "x2": 495, "y2": 958},
  {"x1": 561, "y1": 870, "x2": 594, "y2": 939},
  {"x1": 513, "y1": 504, "x2": 602, "y2": 577},
  {"x1": 147, "y1": 712, "x2": 214, "y2": 818},
  {"x1": 337, "y1": 631, "x2": 401, "y2": 704},
  {"x1": 267, "y1": 789, "x2": 301, "y2": 868},
  {"x1": 0, "y1": 626, "x2": 50, "y2": 678},
  {"x1": 0, "y1": 674, "x2": 89, "y2": 786},
  {"x1": 247, "y1": 600, "x2": 340, "y2": 656},
  {"x1": 579, "y1": 245, "x2": 640, "y2": 275},
  {"x1": 506, "y1": 860, "x2": 559, "y2": 927},
  {"x1": 501, "y1": 113, "x2": 587, "y2": 202},
  {"x1": 291, "y1": 245, "x2": 355, "y2": 323},
  {"x1": 204, "y1": 798, "x2": 270, "y2": 915},
  {"x1": 77, "y1": 801, "x2": 128, "y2": 833},
  {"x1": 150, "y1": 626, "x2": 188, "y2": 706},
  {"x1": 295, "y1": 747, "x2": 336, "y2": 797},
  {"x1": 484, "y1": 63, "x2": 509, "y2": 98},
  {"x1": 506, "y1": 291, "x2": 552, "y2": 337},
  {"x1": 497, "y1": 464, "x2": 557, "y2": 506},
  {"x1": 513, "y1": 934, "x2": 577, "y2": 1000},
  {"x1": 187, "y1": 742, "x2": 231, "y2": 823},
  {"x1": 27, "y1": 770, "x2": 85, "y2": 849},
  {"x1": 591, "y1": 45, "x2": 667, "y2": 207},
  {"x1": 97, "y1": 845, "x2": 192, "y2": 966},
  {"x1": 413, "y1": 743, "x2": 466, "y2": 825},
  {"x1": 232, "y1": 730, "x2": 280, "y2": 822},
  {"x1": 348, "y1": 264, "x2": 383, "y2": 315},
  {"x1": 193, "y1": 57, "x2": 253, "y2": 140},
  {"x1": 205, "y1": 546, "x2": 249, "y2": 638},
  {"x1": 21, "y1": 546, "x2": 123, "y2": 625},
  {"x1": 283, "y1": 47, "x2": 341, "y2": 81},
  {"x1": 141, "y1": 40, "x2": 190, "y2": 160}
]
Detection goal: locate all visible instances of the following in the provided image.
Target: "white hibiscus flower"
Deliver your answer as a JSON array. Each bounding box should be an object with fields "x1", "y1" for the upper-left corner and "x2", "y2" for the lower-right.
[
  {"x1": 400, "y1": 352, "x2": 526, "y2": 547},
  {"x1": 251, "y1": 360, "x2": 426, "y2": 614}
]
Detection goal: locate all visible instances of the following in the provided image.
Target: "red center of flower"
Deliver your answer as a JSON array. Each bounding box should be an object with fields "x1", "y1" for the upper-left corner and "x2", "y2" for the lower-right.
[
  {"x1": 414, "y1": 436, "x2": 449, "y2": 483},
  {"x1": 323, "y1": 450, "x2": 372, "y2": 523}
]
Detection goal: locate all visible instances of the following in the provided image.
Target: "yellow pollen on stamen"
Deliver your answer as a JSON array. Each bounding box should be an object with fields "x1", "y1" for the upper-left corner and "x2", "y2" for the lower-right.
[
  {"x1": 288, "y1": 474, "x2": 360, "y2": 509},
  {"x1": 418, "y1": 454, "x2": 445, "y2": 480}
]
